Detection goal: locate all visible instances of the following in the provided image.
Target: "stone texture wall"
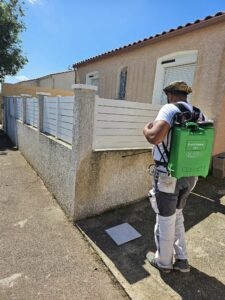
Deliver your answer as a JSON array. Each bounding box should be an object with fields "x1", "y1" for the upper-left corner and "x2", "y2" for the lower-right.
[
  {"x1": 72, "y1": 85, "x2": 153, "y2": 220},
  {"x1": 16, "y1": 121, "x2": 76, "y2": 217}
]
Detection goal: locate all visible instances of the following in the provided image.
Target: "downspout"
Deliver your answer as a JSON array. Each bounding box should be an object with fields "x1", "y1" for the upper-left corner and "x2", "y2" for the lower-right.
[{"x1": 73, "y1": 64, "x2": 80, "y2": 84}]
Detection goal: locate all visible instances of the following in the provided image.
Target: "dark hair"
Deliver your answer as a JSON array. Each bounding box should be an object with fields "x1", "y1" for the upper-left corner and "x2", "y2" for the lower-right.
[{"x1": 167, "y1": 90, "x2": 188, "y2": 97}]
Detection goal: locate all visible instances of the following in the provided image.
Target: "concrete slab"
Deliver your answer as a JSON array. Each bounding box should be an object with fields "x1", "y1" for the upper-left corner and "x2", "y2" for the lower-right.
[
  {"x1": 105, "y1": 223, "x2": 141, "y2": 246},
  {"x1": 0, "y1": 130, "x2": 129, "y2": 300},
  {"x1": 77, "y1": 176, "x2": 225, "y2": 300}
]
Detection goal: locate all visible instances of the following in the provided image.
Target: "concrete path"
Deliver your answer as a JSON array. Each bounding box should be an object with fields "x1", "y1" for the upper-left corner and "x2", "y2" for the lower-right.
[
  {"x1": 0, "y1": 130, "x2": 129, "y2": 300},
  {"x1": 77, "y1": 176, "x2": 225, "y2": 299}
]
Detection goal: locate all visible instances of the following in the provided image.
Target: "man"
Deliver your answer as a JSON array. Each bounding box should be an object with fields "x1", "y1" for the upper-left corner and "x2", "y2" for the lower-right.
[{"x1": 143, "y1": 81, "x2": 204, "y2": 273}]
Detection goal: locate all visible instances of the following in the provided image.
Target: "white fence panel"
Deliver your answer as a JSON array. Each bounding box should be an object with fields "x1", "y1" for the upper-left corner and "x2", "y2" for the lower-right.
[
  {"x1": 15, "y1": 98, "x2": 23, "y2": 120},
  {"x1": 43, "y1": 96, "x2": 57, "y2": 136},
  {"x1": 43, "y1": 96, "x2": 73, "y2": 144},
  {"x1": 57, "y1": 96, "x2": 74, "y2": 144},
  {"x1": 33, "y1": 98, "x2": 39, "y2": 127},
  {"x1": 26, "y1": 97, "x2": 38, "y2": 127},
  {"x1": 9, "y1": 97, "x2": 15, "y2": 117},
  {"x1": 93, "y1": 97, "x2": 162, "y2": 150}
]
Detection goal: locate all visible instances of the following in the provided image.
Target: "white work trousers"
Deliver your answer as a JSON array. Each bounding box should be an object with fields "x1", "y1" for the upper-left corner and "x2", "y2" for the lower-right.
[{"x1": 154, "y1": 209, "x2": 187, "y2": 269}]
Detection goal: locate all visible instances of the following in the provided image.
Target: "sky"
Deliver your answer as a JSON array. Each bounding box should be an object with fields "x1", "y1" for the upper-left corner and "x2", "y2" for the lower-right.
[{"x1": 6, "y1": 0, "x2": 225, "y2": 83}]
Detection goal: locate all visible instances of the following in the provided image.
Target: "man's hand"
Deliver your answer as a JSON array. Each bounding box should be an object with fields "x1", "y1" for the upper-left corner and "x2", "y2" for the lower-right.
[
  {"x1": 146, "y1": 122, "x2": 154, "y2": 129},
  {"x1": 143, "y1": 120, "x2": 170, "y2": 145}
]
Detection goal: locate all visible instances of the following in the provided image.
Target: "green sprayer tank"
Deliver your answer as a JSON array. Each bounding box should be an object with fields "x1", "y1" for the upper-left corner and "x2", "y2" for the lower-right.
[{"x1": 168, "y1": 122, "x2": 214, "y2": 179}]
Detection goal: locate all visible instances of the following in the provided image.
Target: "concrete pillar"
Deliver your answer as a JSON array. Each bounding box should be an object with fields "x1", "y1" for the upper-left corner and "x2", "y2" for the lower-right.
[
  {"x1": 71, "y1": 84, "x2": 97, "y2": 158},
  {"x1": 71, "y1": 84, "x2": 98, "y2": 219},
  {"x1": 21, "y1": 94, "x2": 31, "y2": 124},
  {"x1": 36, "y1": 92, "x2": 51, "y2": 132}
]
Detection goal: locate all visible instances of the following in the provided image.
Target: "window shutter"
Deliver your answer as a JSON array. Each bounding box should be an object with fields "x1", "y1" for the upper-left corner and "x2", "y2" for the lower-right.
[
  {"x1": 161, "y1": 63, "x2": 196, "y2": 104},
  {"x1": 91, "y1": 78, "x2": 99, "y2": 87},
  {"x1": 119, "y1": 67, "x2": 128, "y2": 100}
]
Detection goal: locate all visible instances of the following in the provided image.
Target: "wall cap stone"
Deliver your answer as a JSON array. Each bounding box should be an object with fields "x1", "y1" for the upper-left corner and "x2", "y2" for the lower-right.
[
  {"x1": 72, "y1": 84, "x2": 98, "y2": 91},
  {"x1": 21, "y1": 94, "x2": 32, "y2": 97},
  {"x1": 36, "y1": 92, "x2": 51, "y2": 96}
]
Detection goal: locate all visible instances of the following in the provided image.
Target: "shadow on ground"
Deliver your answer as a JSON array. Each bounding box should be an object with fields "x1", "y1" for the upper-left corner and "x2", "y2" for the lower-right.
[
  {"x1": 0, "y1": 128, "x2": 16, "y2": 152},
  {"x1": 160, "y1": 266, "x2": 225, "y2": 300},
  {"x1": 76, "y1": 176, "x2": 225, "y2": 299}
]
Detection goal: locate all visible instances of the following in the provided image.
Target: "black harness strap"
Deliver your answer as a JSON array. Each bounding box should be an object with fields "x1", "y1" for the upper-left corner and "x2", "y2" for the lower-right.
[
  {"x1": 156, "y1": 102, "x2": 203, "y2": 165},
  {"x1": 173, "y1": 103, "x2": 203, "y2": 123}
]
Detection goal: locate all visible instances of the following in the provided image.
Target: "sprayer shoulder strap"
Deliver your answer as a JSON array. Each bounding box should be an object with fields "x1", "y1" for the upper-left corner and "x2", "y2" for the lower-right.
[
  {"x1": 155, "y1": 103, "x2": 201, "y2": 164},
  {"x1": 173, "y1": 103, "x2": 201, "y2": 122}
]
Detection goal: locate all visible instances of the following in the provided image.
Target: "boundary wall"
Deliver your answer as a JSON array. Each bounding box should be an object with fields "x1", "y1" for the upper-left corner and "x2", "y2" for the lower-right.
[{"x1": 3, "y1": 84, "x2": 155, "y2": 220}]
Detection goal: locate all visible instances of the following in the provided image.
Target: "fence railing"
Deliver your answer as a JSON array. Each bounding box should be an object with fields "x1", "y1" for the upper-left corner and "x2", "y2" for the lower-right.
[
  {"x1": 6, "y1": 95, "x2": 74, "y2": 145},
  {"x1": 15, "y1": 97, "x2": 23, "y2": 120},
  {"x1": 25, "y1": 97, "x2": 39, "y2": 128},
  {"x1": 5, "y1": 93, "x2": 162, "y2": 150},
  {"x1": 43, "y1": 96, "x2": 73, "y2": 144},
  {"x1": 93, "y1": 96, "x2": 162, "y2": 150}
]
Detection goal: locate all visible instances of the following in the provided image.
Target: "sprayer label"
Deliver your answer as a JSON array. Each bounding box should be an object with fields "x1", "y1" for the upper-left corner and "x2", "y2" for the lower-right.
[{"x1": 186, "y1": 140, "x2": 207, "y2": 151}]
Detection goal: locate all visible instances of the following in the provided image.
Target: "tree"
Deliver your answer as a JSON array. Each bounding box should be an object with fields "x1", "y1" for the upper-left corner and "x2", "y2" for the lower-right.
[{"x1": 0, "y1": 0, "x2": 28, "y2": 82}]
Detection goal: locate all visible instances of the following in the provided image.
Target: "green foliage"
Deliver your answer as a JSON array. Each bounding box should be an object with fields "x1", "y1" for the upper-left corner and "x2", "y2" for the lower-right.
[{"x1": 0, "y1": 0, "x2": 28, "y2": 82}]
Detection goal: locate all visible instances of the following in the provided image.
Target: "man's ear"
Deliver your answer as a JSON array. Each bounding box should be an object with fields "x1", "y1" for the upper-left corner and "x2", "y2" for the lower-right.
[{"x1": 166, "y1": 92, "x2": 171, "y2": 104}]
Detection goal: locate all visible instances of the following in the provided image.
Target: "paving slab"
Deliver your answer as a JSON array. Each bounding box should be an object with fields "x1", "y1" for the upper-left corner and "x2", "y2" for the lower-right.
[
  {"x1": 77, "y1": 176, "x2": 225, "y2": 300},
  {"x1": 0, "y1": 130, "x2": 129, "y2": 300}
]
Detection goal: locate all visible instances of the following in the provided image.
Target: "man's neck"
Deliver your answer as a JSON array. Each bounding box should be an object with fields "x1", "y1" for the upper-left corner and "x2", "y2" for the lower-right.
[{"x1": 171, "y1": 98, "x2": 187, "y2": 103}]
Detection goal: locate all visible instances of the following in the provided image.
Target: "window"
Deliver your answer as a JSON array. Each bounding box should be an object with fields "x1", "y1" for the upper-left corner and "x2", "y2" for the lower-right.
[
  {"x1": 86, "y1": 72, "x2": 99, "y2": 88},
  {"x1": 152, "y1": 51, "x2": 198, "y2": 105},
  {"x1": 118, "y1": 67, "x2": 128, "y2": 100}
]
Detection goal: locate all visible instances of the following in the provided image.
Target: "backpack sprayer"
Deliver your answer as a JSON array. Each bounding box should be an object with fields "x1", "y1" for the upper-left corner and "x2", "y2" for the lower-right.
[
  {"x1": 168, "y1": 123, "x2": 214, "y2": 179},
  {"x1": 122, "y1": 103, "x2": 215, "y2": 180},
  {"x1": 158, "y1": 103, "x2": 215, "y2": 179}
]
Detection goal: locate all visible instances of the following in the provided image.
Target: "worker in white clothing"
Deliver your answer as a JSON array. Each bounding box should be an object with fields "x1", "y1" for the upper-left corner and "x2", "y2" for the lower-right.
[{"x1": 143, "y1": 81, "x2": 205, "y2": 273}]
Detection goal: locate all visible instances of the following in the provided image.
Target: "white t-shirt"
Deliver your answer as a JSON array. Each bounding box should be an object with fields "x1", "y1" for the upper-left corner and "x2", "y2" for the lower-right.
[{"x1": 153, "y1": 101, "x2": 204, "y2": 162}]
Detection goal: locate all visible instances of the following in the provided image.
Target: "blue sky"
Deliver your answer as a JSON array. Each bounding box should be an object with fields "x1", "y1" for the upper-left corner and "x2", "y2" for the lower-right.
[{"x1": 6, "y1": 0, "x2": 225, "y2": 83}]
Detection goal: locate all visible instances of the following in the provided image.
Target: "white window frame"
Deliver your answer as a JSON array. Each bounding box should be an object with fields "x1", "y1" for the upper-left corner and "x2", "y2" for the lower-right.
[
  {"x1": 152, "y1": 50, "x2": 198, "y2": 105},
  {"x1": 86, "y1": 71, "x2": 99, "y2": 86}
]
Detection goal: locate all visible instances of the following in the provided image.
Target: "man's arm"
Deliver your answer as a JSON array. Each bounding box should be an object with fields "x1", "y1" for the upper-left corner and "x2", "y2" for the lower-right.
[{"x1": 143, "y1": 120, "x2": 170, "y2": 145}]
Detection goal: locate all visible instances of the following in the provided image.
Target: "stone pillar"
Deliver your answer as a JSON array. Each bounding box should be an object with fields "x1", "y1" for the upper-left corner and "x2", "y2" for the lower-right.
[
  {"x1": 36, "y1": 92, "x2": 51, "y2": 132},
  {"x1": 71, "y1": 84, "x2": 98, "y2": 219},
  {"x1": 21, "y1": 94, "x2": 31, "y2": 124}
]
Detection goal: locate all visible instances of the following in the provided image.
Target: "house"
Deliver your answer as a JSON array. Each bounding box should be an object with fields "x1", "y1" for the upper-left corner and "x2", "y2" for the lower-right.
[
  {"x1": 14, "y1": 12, "x2": 225, "y2": 154},
  {"x1": 72, "y1": 11, "x2": 225, "y2": 154},
  {"x1": 73, "y1": 12, "x2": 225, "y2": 108},
  {"x1": 17, "y1": 70, "x2": 75, "y2": 91}
]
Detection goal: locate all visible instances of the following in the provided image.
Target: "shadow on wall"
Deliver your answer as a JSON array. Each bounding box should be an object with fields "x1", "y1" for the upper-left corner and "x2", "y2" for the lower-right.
[{"x1": 76, "y1": 177, "x2": 225, "y2": 299}]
